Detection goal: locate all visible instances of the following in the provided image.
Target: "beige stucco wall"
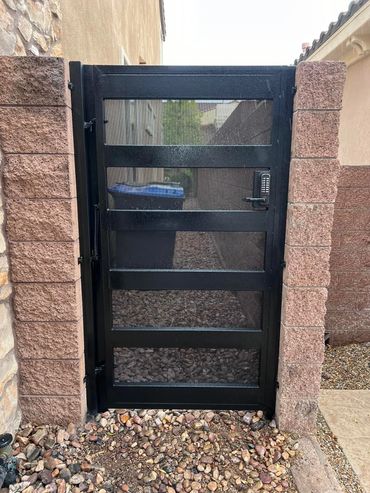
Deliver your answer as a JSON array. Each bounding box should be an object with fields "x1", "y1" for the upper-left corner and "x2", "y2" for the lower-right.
[
  {"x1": 60, "y1": 0, "x2": 163, "y2": 65},
  {"x1": 339, "y1": 55, "x2": 370, "y2": 166},
  {"x1": 306, "y1": 2, "x2": 370, "y2": 166}
]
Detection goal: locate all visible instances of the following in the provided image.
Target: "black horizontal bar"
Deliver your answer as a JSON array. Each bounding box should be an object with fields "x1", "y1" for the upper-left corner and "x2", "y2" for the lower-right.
[
  {"x1": 110, "y1": 269, "x2": 270, "y2": 290},
  {"x1": 95, "y1": 65, "x2": 294, "y2": 76},
  {"x1": 104, "y1": 145, "x2": 273, "y2": 168},
  {"x1": 108, "y1": 210, "x2": 269, "y2": 232},
  {"x1": 107, "y1": 385, "x2": 263, "y2": 409},
  {"x1": 98, "y1": 73, "x2": 278, "y2": 100},
  {"x1": 110, "y1": 327, "x2": 263, "y2": 348}
]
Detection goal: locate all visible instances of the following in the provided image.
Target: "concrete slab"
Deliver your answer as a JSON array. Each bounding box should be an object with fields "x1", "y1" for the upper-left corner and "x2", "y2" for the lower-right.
[{"x1": 320, "y1": 390, "x2": 370, "y2": 492}]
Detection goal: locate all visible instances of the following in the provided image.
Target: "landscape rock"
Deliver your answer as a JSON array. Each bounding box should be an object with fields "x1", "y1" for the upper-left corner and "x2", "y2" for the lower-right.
[
  {"x1": 39, "y1": 470, "x2": 53, "y2": 485},
  {"x1": 6, "y1": 410, "x2": 297, "y2": 492}
]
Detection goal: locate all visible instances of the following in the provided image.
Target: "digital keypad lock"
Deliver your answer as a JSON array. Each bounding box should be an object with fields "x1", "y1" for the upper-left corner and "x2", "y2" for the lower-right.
[{"x1": 242, "y1": 170, "x2": 271, "y2": 209}]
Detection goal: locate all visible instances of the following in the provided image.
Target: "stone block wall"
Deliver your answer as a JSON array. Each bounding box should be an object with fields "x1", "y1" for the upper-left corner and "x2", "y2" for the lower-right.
[
  {"x1": 0, "y1": 0, "x2": 61, "y2": 57},
  {"x1": 0, "y1": 57, "x2": 86, "y2": 429},
  {"x1": 276, "y1": 61, "x2": 346, "y2": 434},
  {"x1": 0, "y1": 0, "x2": 63, "y2": 434},
  {"x1": 325, "y1": 166, "x2": 370, "y2": 345}
]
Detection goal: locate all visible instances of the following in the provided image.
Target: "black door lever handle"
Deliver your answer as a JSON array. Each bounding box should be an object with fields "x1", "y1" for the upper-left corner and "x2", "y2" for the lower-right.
[{"x1": 242, "y1": 197, "x2": 267, "y2": 203}]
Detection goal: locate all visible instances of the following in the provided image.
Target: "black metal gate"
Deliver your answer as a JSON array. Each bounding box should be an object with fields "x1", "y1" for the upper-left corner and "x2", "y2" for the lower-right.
[{"x1": 70, "y1": 64, "x2": 295, "y2": 415}]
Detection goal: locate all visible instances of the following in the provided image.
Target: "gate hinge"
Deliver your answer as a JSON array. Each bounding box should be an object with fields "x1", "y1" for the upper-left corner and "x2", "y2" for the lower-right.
[
  {"x1": 90, "y1": 252, "x2": 99, "y2": 262},
  {"x1": 291, "y1": 85, "x2": 297, "y2": 95},
  {"x1": 281, "y1": 260, "x2": 286, "y2": 269},
  {"x1": 276, "y1": 380, "x2": 280, "y2": 389},
  {"x1": 94, "y1": 363, "x2": 105, "y2": 375},
  {"x1": 68, "y1": 81, "x2": 74, "y2": 91},
  {"x1": 78, "y1": 254, "x2": 98, "y2": 264},
  {"x1": 84, "y1": 118, "x2": 96, "y2": 132},
  {"x1": 83, "y1": 363, "x2": 105, "y2": 383}
]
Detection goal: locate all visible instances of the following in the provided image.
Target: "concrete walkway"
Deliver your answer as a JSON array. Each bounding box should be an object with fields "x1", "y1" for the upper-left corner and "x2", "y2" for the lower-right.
[{"x1": 320, "y1": 390, "x2": 370, "y2": 493}]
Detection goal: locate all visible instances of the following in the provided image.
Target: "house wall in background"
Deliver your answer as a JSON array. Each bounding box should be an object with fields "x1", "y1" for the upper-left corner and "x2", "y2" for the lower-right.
[
  {"x1": 306, "y1": 3, "x2": 370, "y2": 345},
  {"x1": 339, "y1": 55, "x2": 370, "y2": 166},
  {"x1": 0, "y1": 0, "x2": 164, "y2": 64},
  {"x1": 61, "y1": 0, "x2": 164, "y2": 65},
  {"x1": 326, "y1": 57, "x2": 370, "y2": 345}
]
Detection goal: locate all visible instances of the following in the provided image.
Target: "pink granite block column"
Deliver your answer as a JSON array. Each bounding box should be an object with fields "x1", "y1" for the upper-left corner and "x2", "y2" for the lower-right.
[
  {"x1": 0, "y1": 57, "x2": 86, "y2": 425},
  {"x1": 276, "y1": 62, "x2": 346, "y2": 434}
]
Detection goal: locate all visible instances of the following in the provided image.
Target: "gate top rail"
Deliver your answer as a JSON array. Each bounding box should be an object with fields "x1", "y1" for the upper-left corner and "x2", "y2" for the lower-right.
[
  {"x1": 90, "y1": 64, "x2": 295, "y2": 100},
  {"x1": 92, "y1": 65, "x2": 295, "y2": 75}
]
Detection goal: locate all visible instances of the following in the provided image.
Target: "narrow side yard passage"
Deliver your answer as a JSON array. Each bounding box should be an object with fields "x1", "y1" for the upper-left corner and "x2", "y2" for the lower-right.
[
  {"x1": 8, "y1": 410, "x2": 298, "y2": 493},
  {"x1": 318, "y1": 342, "x2": 370, "y2": 493}
]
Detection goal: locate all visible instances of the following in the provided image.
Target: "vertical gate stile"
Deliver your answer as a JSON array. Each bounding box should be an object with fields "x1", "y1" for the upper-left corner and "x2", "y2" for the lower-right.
[
  {"x1": 69, "y1": 62, "x2": 98, "y2": 412},
  {"x1": 262, "y1": 68, "x2": 296, "y2": 412},
  {"x1": 71, "y1": 65, "x2": 296, "y2": 414},
  {"x1": 256, "y1": 73, "x2": 279, "y2": 414},
  {"x1": 92, "y1": 66, "x2": 115, "y2": 411}
]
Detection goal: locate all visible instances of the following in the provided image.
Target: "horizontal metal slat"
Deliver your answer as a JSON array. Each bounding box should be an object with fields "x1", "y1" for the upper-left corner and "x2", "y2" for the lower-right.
[
  {"x1": 95, "y1": 65, "x2": 288, "y2": 75},
  {"x1": 110, "y1": 327, "x2": 263, "y2": 348},
  {"x1": 104, "y1": 145, "x2": 273, "y2": 168},
  {"x1": 107, "y1": 385, "x2": 263, "y2": 409},
  {"x1": 108, "y1": 210, "x2": 269, "y2": 232},
  {"x1": 98, "y1": 73, "x2": 277, "y2": 99},
  {"x1": 110, "y1": 269, "x2": 270, "y2": 290}
]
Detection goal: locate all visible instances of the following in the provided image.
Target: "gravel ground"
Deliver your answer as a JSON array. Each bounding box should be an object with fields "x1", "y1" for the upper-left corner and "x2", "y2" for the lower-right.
[
  {"x1": 316, "y1": 411, "x2": 365, "y2": 493},
  {"x1": 114, "y1": 348, "x2": 259, "y2": 384},
  {"x1": 3, "y1": 410, "x2": 298, "y2": 493},
  {"x1": 321, "y1": 342, "x2": 370, "y2": 389}
]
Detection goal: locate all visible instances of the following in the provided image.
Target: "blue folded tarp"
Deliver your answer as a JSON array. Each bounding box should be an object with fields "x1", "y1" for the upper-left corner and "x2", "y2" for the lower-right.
[{"x1": 108, "y1": 183, "x2": 185, "y2": 198}]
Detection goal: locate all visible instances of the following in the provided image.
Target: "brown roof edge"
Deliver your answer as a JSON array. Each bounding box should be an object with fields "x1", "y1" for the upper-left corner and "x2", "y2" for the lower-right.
[
  {"x1": 160, "y1": 0, "x2": 166, "y2": 41},
  {"x1": 295, "y1": 0, "x2": 369, "y2": 64}
]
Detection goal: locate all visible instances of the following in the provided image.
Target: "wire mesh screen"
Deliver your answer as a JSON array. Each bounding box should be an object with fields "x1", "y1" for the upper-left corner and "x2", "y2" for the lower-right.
[
  {"x1": 112, "y1": 290, "x2": 263, "y2": 329},
  {"x1": 104, "y1": 99, "x2": 273, "y2": 146},
  {"x1": 114, "y1": 347, "x2": 260, "y2": 385}
]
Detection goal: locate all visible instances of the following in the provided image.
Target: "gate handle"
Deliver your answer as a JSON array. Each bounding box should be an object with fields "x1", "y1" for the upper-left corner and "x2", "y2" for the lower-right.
[
  {"x1": 92, "y1": 204, "x2": 100, "y2": 262},
  {"x1": 242, "y1": 197, "x2": 267, "y2": 203}
]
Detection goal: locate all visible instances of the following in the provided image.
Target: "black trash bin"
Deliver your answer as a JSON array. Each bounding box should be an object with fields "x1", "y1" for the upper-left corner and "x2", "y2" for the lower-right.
[{"x1": 108, "y1": 182, "x2": 185, "y2": 269}]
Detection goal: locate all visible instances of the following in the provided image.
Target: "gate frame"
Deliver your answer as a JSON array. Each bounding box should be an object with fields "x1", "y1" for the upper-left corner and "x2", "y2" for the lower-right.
[{"x1": 70, "y1": 63, "x2": 296, "y2": 415}]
